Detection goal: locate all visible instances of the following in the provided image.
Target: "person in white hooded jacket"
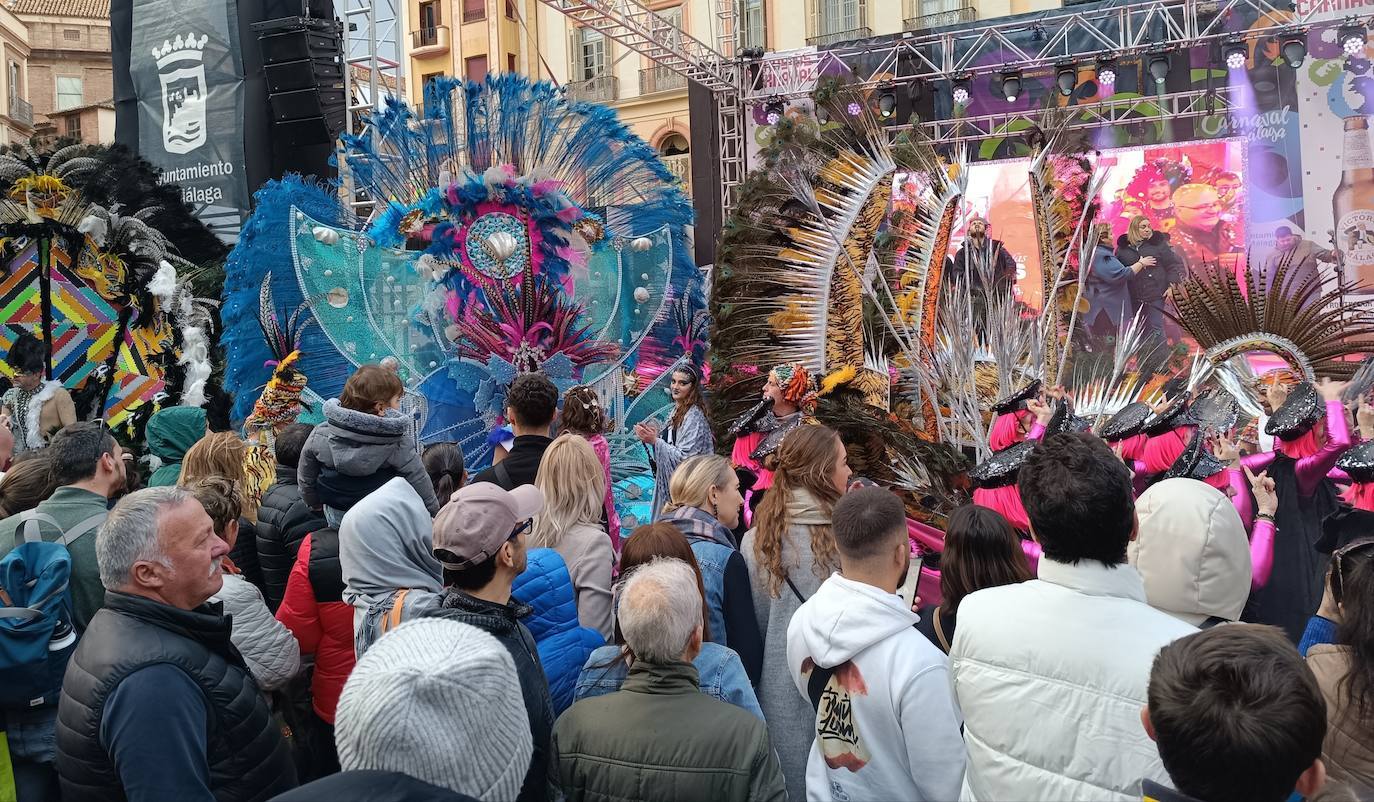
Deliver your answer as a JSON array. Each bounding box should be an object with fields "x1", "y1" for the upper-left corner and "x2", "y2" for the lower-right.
[
  {"x1": 787, "y1": 487, "x2": 965, "y2": 802},
  {"x1": 950, "y1": 433, "x2": 1195, "y2": 802},
  {"x1": 1131, "y1": 477, "x2": 1270, "y2": 628}
]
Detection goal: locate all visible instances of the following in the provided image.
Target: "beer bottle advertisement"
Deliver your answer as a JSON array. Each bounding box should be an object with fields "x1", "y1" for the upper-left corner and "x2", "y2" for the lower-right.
[{"x1": 1334, "y1": 116, "x2": 1374, "y2": 286}]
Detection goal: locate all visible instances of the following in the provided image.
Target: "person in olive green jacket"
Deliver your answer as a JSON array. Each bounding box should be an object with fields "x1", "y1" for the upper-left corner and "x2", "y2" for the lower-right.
[
  {"x1": 0, "y1": 421, "x2": 126, "y2": 631},
  {"x1": 554, "y1": 558, "x2": 785, "y2": 802},
  {"x1": 146, "y1": 406, "x2": 207, "y2": 487}
]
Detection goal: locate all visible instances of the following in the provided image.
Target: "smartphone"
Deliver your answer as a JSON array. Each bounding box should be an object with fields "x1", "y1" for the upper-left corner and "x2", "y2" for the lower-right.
[{"x1": 897, "y1": 553, "x2": 924, "y2": 611}]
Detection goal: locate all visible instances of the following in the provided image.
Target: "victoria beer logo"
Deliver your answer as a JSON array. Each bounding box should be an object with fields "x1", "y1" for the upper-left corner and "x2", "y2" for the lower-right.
[{"x1": 152, "y1": 32, "x2": 210, "y2": 155}]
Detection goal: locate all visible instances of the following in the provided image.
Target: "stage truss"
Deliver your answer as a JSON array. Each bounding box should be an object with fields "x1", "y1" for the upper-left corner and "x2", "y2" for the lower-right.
[{"x1": 526, "y1": 0, "x2": 1356, "y2": 213}]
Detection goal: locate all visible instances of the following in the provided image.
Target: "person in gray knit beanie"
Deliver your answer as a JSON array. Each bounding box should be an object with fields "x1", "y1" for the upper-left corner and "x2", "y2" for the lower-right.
[{"x1": 335, "y1": 618, "x2": 533, "y2": 802}]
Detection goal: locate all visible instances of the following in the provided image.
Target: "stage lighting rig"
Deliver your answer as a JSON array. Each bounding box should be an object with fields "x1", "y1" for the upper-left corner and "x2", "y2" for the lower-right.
[
  {"x1": 1341, "y1": 21, "x2": 1366, "y2": 57},
  {"x1": 1056, "y1": 63, "x2": 1078, "y2": 96},
  {"x1": 998, "y1": 70, "x2": 1022, "y2": 102},
  {"x1": 1280, "y1": 33, "x2": 1307, "y2": 68},
  {"x1": 952, "y1": 78, "x2": 971, "y2": 106},
  {"x1": 1223, "y1": 39, "x2": 1247, "y2": 70},
  {"x1": 1148, "y1": 52, "x2": 1171, "y2": 84},
  {"x1": 764, "y1": 97, "x2": 784, "y2": 125},
  {"x1": 878, "y1": 84, "x2": 897, "y2": 118},
  {"x1": 1096, "y1": 58, "x2": 1117, "y2": 87}
]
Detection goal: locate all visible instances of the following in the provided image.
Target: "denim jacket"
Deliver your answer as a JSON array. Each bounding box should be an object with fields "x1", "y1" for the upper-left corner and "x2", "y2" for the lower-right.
[
  {"x1": 574, "y1": 642, "x2": 764, "y2": 721},
  {"x1": 662, "y1": 505, "x2": 734, "y2": 649}
]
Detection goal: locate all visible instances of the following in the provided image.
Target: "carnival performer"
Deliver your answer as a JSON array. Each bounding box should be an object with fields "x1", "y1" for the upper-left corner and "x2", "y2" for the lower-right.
[
  {"x1": 1084, "y1": 223, "x2": 1136, "y2": 336},
  {"x1": 634, "y1": 363, "x2": 714, "y2": 523},
  {"x1": 1115, "y1": 215, "x2": 1185, "y2": 338},
  {"x1": 1321, "y1": 403, "x2": 1374, "y2": 553},
  {"x1": 1240, "y1": 378, "x2": 1353, "y2": 642},
  {"x1": 968, "y1": 440, "x2": 1043, "y2": 573},
  {"x1": 725, "y1": 362, "x2": 814, "y2": 522},
  {"x1": 1, "y1": 333, "x2": 75, "y2": 456},
  {"x1": 950, "y1": 215, "x2": 1018, "y2": 295},
  {"x1": 564, "y1": 385, "x2": 621, "y2": 550}
]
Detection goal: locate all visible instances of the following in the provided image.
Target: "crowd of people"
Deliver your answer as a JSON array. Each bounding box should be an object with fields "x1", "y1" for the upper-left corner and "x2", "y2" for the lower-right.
[{"x1": 0, "y1": 357, "x2": 1371, "y2": 802}]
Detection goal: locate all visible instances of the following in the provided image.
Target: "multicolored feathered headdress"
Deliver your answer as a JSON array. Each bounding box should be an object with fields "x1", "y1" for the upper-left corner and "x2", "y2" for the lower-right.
[
  {"x1": 244, "y1": 277, "x2": 312, "y2": 434},
  {"x1": 1124, "y1": 157, "x2": 1192, "y2": 202},
  {"x1": 770, "y1": 362, "x2": 817, "y2": 409}
]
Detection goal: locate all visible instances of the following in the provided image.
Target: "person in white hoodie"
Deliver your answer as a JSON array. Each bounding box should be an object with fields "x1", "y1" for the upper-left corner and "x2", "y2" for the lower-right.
[
  {"x1": 950, "y1": 432, "x2": 1196, "y2": 802},
  {"x1": 786, "y1": 486, "x2": 965, "y2": 802}
]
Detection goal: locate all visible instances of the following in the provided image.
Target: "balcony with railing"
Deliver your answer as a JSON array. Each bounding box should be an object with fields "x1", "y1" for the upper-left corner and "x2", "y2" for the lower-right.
[
  {"x1": 462, "y1": 0, "x2": 484, "y2": 23},
  {"x1": 9, "y1": 97, "x2": 32, "y2": 128},
  {"x1": 902, "y1": 2, "x2": 975, "y2": 31},
  {"x1": 639, "y1": 65, "x2": 686, "y2": 95},
  {"x1": 806, "y1": 25, "x2": 871, "y2": 46},
  {"x1": 410, "y1": 24, "x2": 450, "y2": 56},
  {"x1": 566, "y1": 74, "x2": 618, "y2": 103}
]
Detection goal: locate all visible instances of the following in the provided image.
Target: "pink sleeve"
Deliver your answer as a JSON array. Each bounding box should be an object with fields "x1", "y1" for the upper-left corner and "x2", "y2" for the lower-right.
[
  {"x1": 1249, "y1": 519, "x2": 1275, "y2": 590},
  {"x1": 587, "y1": 435, "x2": 620, "y2": 553},
  {"x1": 1020, "y1": 539, "x2": 1042, "y2": 575},
  {"x1": 1131, "y1": 459, "x2": 1148, "y2": 476},
  {"x1": 1026, "y1": 422, "x2": 1047, "y2": 442},
  {"x1": 1222, "y1": 469, "x2": 1254, "y2": 532},
  {"x1": 1296, "y1": 400, "x2": 1354, "y2": 497},
  {"x1": 1330, "y1": 466, "x2": 1352, "y2": 482},
  {"x1": 1241, "y1": 451, "x2": 1276, "y2": 473}
]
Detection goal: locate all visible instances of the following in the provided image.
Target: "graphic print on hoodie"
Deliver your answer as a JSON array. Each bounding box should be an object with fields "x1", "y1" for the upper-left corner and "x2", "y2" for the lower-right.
[
  {"x1": 786, "y1": 573, "x2": 966, "y2": 802},
  {"x1": 801, "y1": 658, "x2": 871, "y2": 772}
]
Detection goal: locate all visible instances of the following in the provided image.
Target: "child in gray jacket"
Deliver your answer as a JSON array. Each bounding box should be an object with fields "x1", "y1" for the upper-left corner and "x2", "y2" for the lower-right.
[{"x1": 298, "y1": 364, "x2": 441, "y2": 516}]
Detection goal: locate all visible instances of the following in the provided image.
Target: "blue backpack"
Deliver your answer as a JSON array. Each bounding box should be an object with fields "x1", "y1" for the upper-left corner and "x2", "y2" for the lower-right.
[{"x1": 0, "y1": 512, "x2": 101, "y2": 709}]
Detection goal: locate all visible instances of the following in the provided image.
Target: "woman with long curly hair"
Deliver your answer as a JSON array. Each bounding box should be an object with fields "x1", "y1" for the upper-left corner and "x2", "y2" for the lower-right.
[
  {"x1": 741, "y1": 423, "x2": 850, "y2": 802},
  {"x1": 634, "y1": 363, "x2": 714, "y2": 521},
  {"x1": 1306, "y1": 538, "x2": 1374, "y2": 791},
  {"x1": 179, "y1": 431, "x2": 265, "y2": 590}
]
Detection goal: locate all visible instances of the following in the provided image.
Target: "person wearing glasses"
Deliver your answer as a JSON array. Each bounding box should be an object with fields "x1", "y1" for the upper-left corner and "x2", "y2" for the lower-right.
[
  {"x1": 423, "y1": 480, "x2": 557, "y2": 802},
  {"x1": 1304, "y1": 538, "x2": 1374, "y2": 793},
  {"x1": 1169, "y1": 183, "x2": 1242, "y2": 283},
  {"x1": 1, "y1": 332, "x2": 75, "y2": 456}
]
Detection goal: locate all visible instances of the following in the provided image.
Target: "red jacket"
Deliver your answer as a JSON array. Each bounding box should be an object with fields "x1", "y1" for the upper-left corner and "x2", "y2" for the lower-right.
[{"x1": 275, "y1": 532, "x2": 356, "y2": 723}]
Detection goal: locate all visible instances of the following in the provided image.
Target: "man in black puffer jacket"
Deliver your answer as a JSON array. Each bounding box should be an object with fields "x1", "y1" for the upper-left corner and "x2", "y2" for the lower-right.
[
  {"x1": 55, "y1": 486, "x2": 298, "y2": 802},
  {"x1": 256, "y1": 423, "x2": 325, "y2": 612}
]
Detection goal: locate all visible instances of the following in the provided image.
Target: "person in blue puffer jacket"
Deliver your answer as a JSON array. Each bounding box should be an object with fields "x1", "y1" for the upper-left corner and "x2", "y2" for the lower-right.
[{"x1": 512, "y1": 547, "x2": 605, "y2": 714}]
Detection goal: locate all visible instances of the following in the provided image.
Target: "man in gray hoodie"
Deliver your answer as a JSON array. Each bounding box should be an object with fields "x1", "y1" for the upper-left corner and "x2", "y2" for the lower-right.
[{"x1": 786, "y1": 487, "x2": 965, "y2": 802}]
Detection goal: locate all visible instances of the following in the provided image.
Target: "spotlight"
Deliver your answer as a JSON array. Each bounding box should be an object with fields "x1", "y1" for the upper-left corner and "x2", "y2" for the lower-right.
[
  {"x1": 1055, "y1": 63, "x2": 1078, "y2": 96},
  {"x1": 1096, "y1": 59, "x2": 1117, "y2": 87},
  {"x1": 952, "y1": 81, "x2": 970, "y2": 106},
  {"x1": 998, "y1": 70, "x2": 1023, "y2": 102},
  {"x1": 1223, "y1": 40, "x2": 1247, "y2": 70},
  {"x1": 846, "y1": 100, "x2": 863, "y2": 116},
  {"x1": 1281, "y1": 33, "x2": 1307, "y2": 68},
  {"x1": 878, "y1": 85, "x2": 897, "y2": 118},
  {"x1": 764, "y1": 97, "x2": 784, "y2": 125},
  {"x1": 815, "y1": 103, "x2": 830, "y2": 124},
  {"x1": 1340, "y1": 22, "x2": 1366, "y2": 57},
  {"x1": 1148, "y1": 53, "x2": 1171, "y2": 84}
]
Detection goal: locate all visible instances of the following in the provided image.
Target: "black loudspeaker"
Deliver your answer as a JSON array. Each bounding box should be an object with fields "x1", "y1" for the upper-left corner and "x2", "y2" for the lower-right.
[{"x1": 254, "y1": 17, "x2": 345, "y2": 152}]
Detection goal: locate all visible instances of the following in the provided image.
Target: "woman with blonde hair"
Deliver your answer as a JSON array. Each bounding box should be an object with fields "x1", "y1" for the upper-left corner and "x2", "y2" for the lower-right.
[
  {"x1": 660, "y1": 454, "x2": 762, "y2": 682},
  {"x1": 741, "y1": 423, "x2": 851, "y2": 802},
  {"x1": 179, "y1": 431, "x2": 265, "y2": 590},
  {"x1": 532, "y1": 433, "x2": 614, "y2": 638},
  {"x1": 1115, "y1": 214, "x2": 1185, "y2": 336}
]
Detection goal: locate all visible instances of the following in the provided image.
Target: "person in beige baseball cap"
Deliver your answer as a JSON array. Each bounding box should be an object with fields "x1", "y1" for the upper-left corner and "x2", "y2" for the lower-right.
[{"x1": 421, "y1": 481, "x2": 559, "y2": 802}]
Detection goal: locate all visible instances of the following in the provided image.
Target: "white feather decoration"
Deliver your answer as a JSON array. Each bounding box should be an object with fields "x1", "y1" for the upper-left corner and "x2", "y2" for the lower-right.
[
  {"x1": 76, "y1": 212, "x2": 109, "y2": 246},
  {"x1": 178, "y1": 324, "x2": 211, "y2": 408},
  {"x1": 148, "y1": 260, "x2": 178, "y2": 303}
]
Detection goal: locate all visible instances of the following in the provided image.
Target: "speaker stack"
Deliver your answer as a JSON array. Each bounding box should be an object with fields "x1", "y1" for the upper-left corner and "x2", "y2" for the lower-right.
[{"x1": 254, "y1": 16, "x2": 346, "y2": 149}]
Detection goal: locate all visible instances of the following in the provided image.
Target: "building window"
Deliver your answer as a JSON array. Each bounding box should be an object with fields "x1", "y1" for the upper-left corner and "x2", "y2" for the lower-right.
[
  {"x1": 573, "y1": 27, "x2": 606, "y2": 81},
  {"x1": 658, "y1": 132, "x2": 690, "y2": 197},
  {"x1": 507, "y1": 53, "x2": 516, "y2": 73},
  {"x1": 421, "y1": 71, "x2": 445, "y2": 106},
  {"x1": 418, "y1": 1, "x2": 441, "y2": 28},
  {"x1": 55, "y1": 76, "x2": 82, "y2": 111},
  {"x1": 63, "y1": 28, "x2": 80, "y2": 40},
  {"x1": 463, "y1": 0, "x2": 484, "y2": 23},
  {"x1": 8, "y1": 61, "x2": 17, "y2": 106},
  {"x1": 65, "y1": 115, "x2": 81, "y2": 141},
  {"x1": 809, "y1": 0, "x2": 865, "y2": 39},
  {"x1": 740, "y1": 0, "x2": 764, "y2": 50},
  {"x1": 465, "y1": 55, "x2": 488, "y2": 82},
  {"x1": 505, "y1": 0, "x2": 515, "y2": 18}
]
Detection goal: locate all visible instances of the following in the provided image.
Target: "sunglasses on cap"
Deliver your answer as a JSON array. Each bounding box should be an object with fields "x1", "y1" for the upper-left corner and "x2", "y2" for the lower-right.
[{"x1": 1332, "y1": 537, "x2": 1374, "y2": 606}]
